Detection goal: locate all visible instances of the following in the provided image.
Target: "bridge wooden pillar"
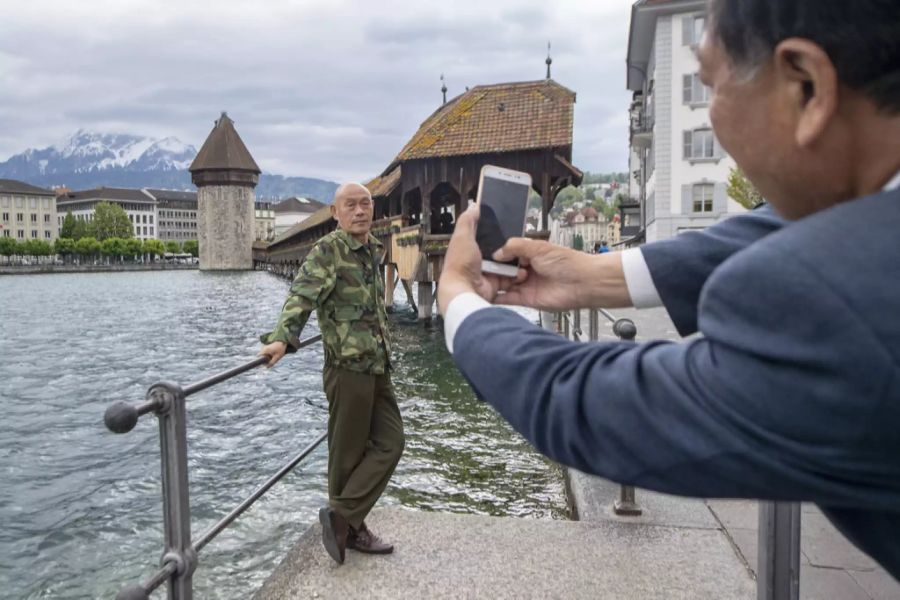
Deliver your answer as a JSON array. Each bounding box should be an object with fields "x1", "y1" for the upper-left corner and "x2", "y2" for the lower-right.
[{"x1": 418, "y1": 282, "x2": 434, "y2": 325}]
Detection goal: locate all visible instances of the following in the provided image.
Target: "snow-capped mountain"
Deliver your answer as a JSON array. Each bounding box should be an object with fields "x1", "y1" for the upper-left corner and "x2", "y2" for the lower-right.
[
  {"x1": 0, "y1": 131, "x2": 338, "y2": 201},
  {"x1": 2, "y1": 130, "x2": 196, "y2": 179}
]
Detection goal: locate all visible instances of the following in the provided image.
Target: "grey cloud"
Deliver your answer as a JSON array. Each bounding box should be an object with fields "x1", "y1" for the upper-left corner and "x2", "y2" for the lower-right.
[{"x1": 1, "y1": 0, "x2": 634, "y2": 180}]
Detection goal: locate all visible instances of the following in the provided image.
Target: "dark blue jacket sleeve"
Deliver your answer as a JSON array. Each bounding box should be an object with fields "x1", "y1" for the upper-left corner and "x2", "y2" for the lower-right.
[
  {"x1": 640, "y1": 204, "x2": 784, "y2": 336},
  {"x1": 452, "y1": 241, "x2": 898, "y2": 511}
]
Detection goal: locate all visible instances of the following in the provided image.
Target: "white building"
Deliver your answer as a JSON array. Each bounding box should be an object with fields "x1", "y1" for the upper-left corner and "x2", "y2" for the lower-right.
[
  {"x1": 552, "y1": 207, "x2": 609, "y2": 251},
  {"x1": 56, "y1": 187, "x2": 158, "y2": 240},
  {"x1": 626, "y1": 0, "x2": 747, "y2": 242},
  {"x1": 149, "y1": 189, "x2": 198, "y2": 243},
  {"x1": 255, "y1": 201, "x2": 276, "y2": 241},
  {"x1": 273, "y1": 196, "x2": 326, "y2": 236},
  {"x1": 0, "y1": 179, "x2": 58, "y2": 242}
]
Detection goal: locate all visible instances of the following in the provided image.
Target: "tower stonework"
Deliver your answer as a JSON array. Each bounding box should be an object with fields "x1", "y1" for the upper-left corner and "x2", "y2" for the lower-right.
[{"x1": 189, "y1": 113, "x2": 261, "y2": 270}]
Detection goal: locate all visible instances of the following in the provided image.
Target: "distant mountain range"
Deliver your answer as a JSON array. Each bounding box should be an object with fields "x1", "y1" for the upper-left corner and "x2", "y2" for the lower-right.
[{"x1": 0, "y1": 130, "x2": 338, "y2": 202}]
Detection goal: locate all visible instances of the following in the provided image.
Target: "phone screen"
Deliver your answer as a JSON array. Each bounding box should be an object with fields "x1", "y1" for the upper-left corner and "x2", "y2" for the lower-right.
[{"x1": 476, "y1": 176, "x2": 530, "y2": 265}]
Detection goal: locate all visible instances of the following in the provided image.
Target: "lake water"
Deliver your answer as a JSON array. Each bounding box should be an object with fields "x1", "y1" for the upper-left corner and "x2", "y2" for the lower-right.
[{"x1": 0, "y1": 270, "x2": 567, "y2": 599}]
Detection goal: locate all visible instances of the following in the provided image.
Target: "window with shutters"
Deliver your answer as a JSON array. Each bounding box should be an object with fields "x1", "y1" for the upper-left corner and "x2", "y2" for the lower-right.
[
  {"x1": 682, "y1": 73, "x2": 711, "y2": 106},
  {"x1": 692, "y1": 184, "x2": 715, "y2": 213},
  {"x1": 683, "y1": 15, "x2": 706, "y2": 47},
  {"x1": 683, "y1": 128, "x2": 721, "y2": 161}
]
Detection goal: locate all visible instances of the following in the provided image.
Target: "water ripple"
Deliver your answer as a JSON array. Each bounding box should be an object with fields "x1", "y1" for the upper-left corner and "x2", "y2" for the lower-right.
[{"x1": 0, "y1": 271, "x2": 565, "y2": 599}]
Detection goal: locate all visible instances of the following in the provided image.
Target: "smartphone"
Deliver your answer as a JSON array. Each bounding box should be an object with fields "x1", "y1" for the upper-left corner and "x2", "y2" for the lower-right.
[{"x1": 475, "y1": 165, "x2": 532, "y2": 277}]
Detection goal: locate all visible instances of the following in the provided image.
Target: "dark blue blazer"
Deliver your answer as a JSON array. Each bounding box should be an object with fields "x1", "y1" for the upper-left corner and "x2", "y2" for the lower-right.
[
  {"x1": 642, "y1": 203, "x2": 785, "y2": 336},
  {"x1": 452, "y1": 189, "x2": 900, "y2": 578}
]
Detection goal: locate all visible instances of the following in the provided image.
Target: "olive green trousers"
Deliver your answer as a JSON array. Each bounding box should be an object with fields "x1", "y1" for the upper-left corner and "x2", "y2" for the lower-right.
[{"x1": 323, "y1": 365, "x2": 404, "y2": 529}]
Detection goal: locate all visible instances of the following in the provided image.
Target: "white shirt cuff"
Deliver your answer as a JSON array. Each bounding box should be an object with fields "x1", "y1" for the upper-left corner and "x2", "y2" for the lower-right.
[
  {"x1": 444, "y1": 292, "x2": 491, "y2": 354},
  {"x1": 620, "y1": 248, "x2": 663, "y2": 309}
]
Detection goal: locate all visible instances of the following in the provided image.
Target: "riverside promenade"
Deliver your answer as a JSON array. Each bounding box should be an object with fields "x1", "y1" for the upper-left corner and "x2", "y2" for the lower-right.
[{"x1": 255, "y1": 308, "x2": 898, "y2": 600}]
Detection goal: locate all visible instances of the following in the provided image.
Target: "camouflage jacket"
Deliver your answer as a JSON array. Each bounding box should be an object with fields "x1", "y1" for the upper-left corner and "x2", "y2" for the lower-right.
[{"x1": 261, "y1": 229, "x2": 391, "y2": 374}]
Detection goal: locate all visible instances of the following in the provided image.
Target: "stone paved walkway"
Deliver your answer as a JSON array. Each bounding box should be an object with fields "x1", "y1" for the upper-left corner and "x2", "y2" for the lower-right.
[{"x1": 569, "y1": 470, "x2": 900, "y2": 600}]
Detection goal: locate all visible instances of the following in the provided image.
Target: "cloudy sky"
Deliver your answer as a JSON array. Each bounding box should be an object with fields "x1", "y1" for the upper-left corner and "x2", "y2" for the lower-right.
[{"x1": 1, "y1": 0, "x2": 636, "y2": 182}]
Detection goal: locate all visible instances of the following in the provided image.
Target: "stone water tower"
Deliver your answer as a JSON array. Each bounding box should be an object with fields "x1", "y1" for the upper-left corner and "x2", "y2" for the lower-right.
[{"x1": 189, "y1": 112, "x2": 261, "y2": 270}]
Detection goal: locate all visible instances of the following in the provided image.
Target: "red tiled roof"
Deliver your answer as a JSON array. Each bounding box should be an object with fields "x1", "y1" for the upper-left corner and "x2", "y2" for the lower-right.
[{"x1": 389, "y1": 79, "x2": 576, "y2": 168}]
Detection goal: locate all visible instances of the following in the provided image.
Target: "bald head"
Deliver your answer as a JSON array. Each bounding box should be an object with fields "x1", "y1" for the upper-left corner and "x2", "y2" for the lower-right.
[
  {"x1": 331, "y1": 181, "x2": 374, "y2": 241},
  {"x1": 334, "y1": 182, "x2": 372, "y2": 203}
]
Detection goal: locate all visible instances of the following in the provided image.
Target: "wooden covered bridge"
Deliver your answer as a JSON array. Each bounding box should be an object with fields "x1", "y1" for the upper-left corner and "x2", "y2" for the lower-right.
[{"x1": 255, "y1": 77, "x2": 582, "y2": 321}]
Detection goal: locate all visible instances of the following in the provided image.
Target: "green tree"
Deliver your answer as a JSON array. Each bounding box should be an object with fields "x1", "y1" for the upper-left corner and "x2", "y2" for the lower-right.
[
  {"x1": 101, "y1": 237, "x2": 126, "y2": 263},
  {"x1": 551, "y1": 185, "x2": 585, "y2": 218},
  {"x1": 597, "y1": 194, "x2": 624, "y2": 221},
  {"x1": 75, "y1": 236, "x2": 101, "y2": 263},
  {"x1": 124, "y1": 238, "x2": 143, "y2": 262},
  {"x1": 0, "y1": 236, "x2": 16, "y2": 264},
  {"x1": 73, "y1": 218, "x2": 89, "y2": 240},
  {"x1": 23, "y1": 239, "x2": 52, "y2": 261},
  {"x1": 142, "y1": 239, "x2": 165, "y2": 262},
  {"x1": 91, "y1": 202, "x2": 134, "y2": 240},
  {"x1": 573, "y1": 233, "x2": 584, "y2": 251},
  {"x1": 54, "y1": 237, "x2": 76, "y2": 263},
  {"x1": 584, "y1": 187, "x2": 596, "y2": 201},
  {"x1": 726, "y1": 167, "x2": 763, "y2": 210},
  {"x1": 165, "y1": 240, "x2": 181, "y2": 254},
  {"x1": 60, "y1": 212, "x2": 79, "y2": 239},
  {"x1": 182, "y1": 240, "x2": 199, "y2": 257},
  {"x1": 556, "y1": 185, "x2": 585, "y2": 206}
]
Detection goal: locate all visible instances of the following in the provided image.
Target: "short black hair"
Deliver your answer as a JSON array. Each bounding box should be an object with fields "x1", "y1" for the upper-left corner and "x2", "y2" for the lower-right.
[{"x1": 709, "y1": 0, "x2": 900, "y2": 113}]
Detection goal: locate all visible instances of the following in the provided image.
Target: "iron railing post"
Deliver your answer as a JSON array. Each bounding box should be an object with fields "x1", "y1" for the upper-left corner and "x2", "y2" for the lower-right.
[
  {"x1": 588, "y1": 308, "x2": 599, "y2": 341},
  {"x1": 757, "y1": 502, "x2": 801, "y2": 600},
  {"x1": 610, "y1": 314, "x2": 642, "y2": 517},
  {"x1": 151, "y1": 382, "x2": 196, "y2": 600}
]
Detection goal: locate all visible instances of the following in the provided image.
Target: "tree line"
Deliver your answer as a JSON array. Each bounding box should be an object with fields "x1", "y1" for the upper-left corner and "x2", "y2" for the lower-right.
[{"x1": 0, "y1": 202, "x2": 198, "y2": 265}]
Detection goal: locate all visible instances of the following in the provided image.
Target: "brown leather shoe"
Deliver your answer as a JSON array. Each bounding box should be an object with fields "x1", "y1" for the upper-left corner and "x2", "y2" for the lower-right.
[
  {"x1": 318, "y1": 507, "x2": 348, "y2": 564},
  {"x1": 347, "y1": 522, "x2": 394, "y2": 554}
]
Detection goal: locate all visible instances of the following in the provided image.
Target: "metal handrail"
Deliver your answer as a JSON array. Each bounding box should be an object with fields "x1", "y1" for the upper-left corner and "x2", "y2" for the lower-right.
[
  {"x1": 557, "y1": 308, "x2": 641, "y2": 516},
  {"x1": 104, "y1": 335, "x2": 325, "y2": 600},
  {"x1": 562, "y1": 307, "x2": 800, "y2": 599}
]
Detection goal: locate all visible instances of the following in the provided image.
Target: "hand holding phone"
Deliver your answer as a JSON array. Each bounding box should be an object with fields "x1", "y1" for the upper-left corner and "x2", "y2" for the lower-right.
[{"x1": 475, "y1": 165, "x2": 532, "y2": 277}]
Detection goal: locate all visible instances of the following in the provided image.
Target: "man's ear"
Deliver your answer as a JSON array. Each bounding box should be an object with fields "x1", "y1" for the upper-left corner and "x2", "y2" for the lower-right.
[
  {"x1": 330, "y1": 205, "x2": 338, "y2": 221},
  {"x1": 772, "y1": 38, "x2": 839, "y2": 148}
]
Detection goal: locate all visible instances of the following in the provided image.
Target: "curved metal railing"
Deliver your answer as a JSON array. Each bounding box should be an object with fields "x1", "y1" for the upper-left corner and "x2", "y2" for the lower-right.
[{"x1": 103, "y1": 335, "x2": 325, "y2": 600}]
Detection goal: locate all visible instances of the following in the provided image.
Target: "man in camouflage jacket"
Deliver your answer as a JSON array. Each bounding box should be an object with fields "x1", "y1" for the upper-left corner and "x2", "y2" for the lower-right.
[{"x1": 259, "y1": 182, "x2": 403, "y2": 564}]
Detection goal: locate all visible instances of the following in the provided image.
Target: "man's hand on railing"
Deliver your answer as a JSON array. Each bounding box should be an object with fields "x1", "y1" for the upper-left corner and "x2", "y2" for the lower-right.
[{"x1": 258, "y1": 341, "x2": 287, "y2": 368}]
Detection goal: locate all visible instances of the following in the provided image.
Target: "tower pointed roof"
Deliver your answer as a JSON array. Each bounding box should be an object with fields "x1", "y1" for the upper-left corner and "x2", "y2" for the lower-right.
[{"x1": 189, "y1": 112, "x2": 261, "y2": 187}]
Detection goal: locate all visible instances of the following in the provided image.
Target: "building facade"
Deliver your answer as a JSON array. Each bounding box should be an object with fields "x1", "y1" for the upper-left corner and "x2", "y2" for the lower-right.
[
  {"x1": 255, "y1": 201, "x2": 276, "y2": 241},
  {"x1": 0, "y1": 179, "x2": 58, "y2": 242},
  {"x1": 626, "y1": 0, "x2": 746, "y2": 243},
  {"x1": 56, "y1": 187, "x2": 158, "y2": 240},
  {"x1": 273, "y1": 196, "x2": 326, "y2": 236},
  {"x1": 552, "y1": 207, "x2": 609, "y2": 250},
  {"x1": 149, "y1": 189, "x2": 198, "y2": 243}
]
